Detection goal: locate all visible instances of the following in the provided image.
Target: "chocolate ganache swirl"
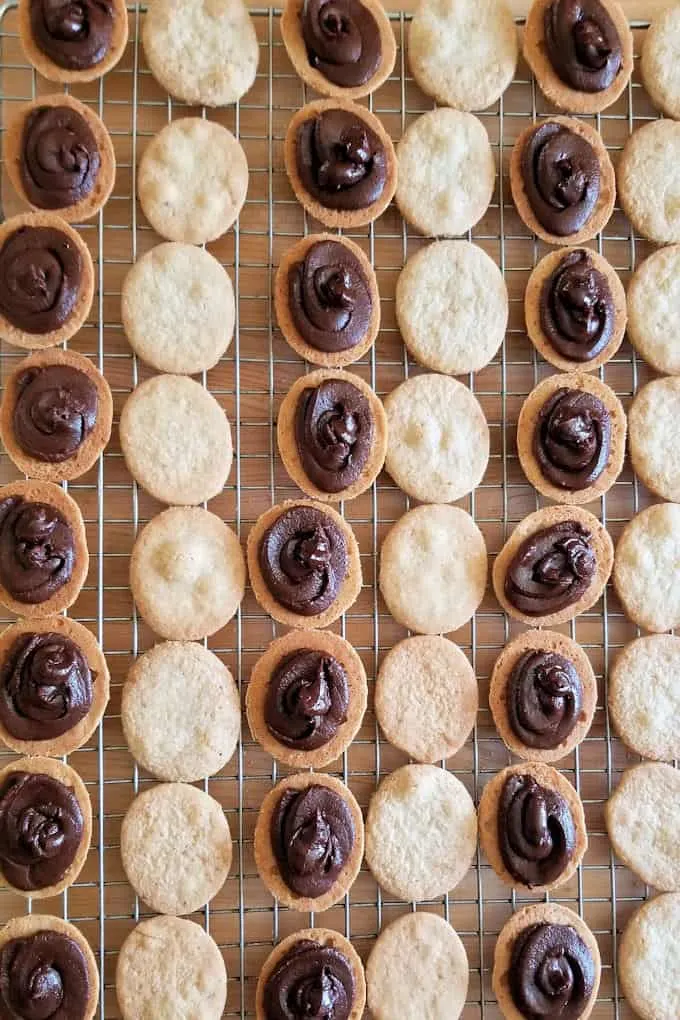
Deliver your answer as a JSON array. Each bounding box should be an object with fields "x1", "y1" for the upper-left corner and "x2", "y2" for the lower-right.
[
  {"x1": 534, "y1": 388, "x2": 611, "y2": 491},
  {"x1": 498, "y1": 773, "x2": 575, "y2": 887},
  {"x1": 14, "y1": 365, "x2": 98, "y2": 464},
  {"x1": 0, "y1": 771, "x2": 83, "y2": 891},
  {"x1": 508, "y1": 650, "x2": 582, "y2": 750},
  {"x1": 0, "y1": 225, "x2": 82, "y2": 335},
  {"x1": 540, "y1": 249, "x2": 614, "y2": 362},
  {"x1": 264, "y1": 938, "x2": 355, "y2": 1020},
  {"x1": 296, "y1": 108, "x2": 387, "y2": 210},
  {"x1": 510, "y1": 922, "x2": 595, "y2": 1020},
  {"x1": 289, "y1": 240, "x2": 372, "y2": 354},
  {"x1": 295, "y1": 379, "x2": 374, "y2": 492},
  {"x1": 20, "y1": 105, "x2": 100, "y2": 210},
  {"x1": 521, "y1": 122, "x2": 600, "y2": 236},
  {"x1": 504, "y1": 520, "x2": 596, "y2": 617},
  {"x1": 545, "y1": 0, "x2": 622, "y2": 94},
  {"x1": 265, "y1": 650, "x2": 349, "y2": 751},
  {"x1": 272, "y1": 784, "x2": 355, "y2": 898},
  {"x1": 30, "y1": 0, "x2": 115, "y2": 71},
  {"x1": 0, "y1": 930, "x2": 90, "y2": 1020},
  {"x1": 0, "y1": 497, "x2": 75, "y2": 606},
  {"x1": 301, "y1": 0, "x2": 381, "y2": 88}
]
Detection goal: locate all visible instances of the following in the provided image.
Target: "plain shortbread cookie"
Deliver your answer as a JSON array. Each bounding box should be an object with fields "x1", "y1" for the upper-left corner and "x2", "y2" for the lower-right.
[
  {"x1": 641, "y1": 5, "x2": 680, "y2": 119},
  {"x1": 629, "y1": 377, "x2": 680, "y2": 502},
  {"x1": 609, "y1": 634, "x2": 680, "y2": 762},
  {"x1": 619, "y1": 893, "x2": 680, "y2": 1020},
  {"x1": 618, "y1": 119, "x2": 680, "y2": 245},
  {"x1": 627, "y1": 245, "x2": 680, "y2": 374},
  {"x1": 613, "y1": 503, "x2": 680, "y2": 633},
  {"x1": 606, "y1": 763, "x2": 680, "y2": 892}
]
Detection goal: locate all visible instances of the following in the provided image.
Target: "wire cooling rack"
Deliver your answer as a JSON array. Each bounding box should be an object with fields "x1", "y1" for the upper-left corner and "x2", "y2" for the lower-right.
[{"x1": 0, "y1": 4, "x2": 667, "y2": 1017}]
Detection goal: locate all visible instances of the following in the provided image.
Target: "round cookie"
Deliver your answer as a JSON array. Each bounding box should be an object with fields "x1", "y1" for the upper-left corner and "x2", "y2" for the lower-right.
[
  {"x1": 642, "y1": 5, "x2": 680, "y2": 119},
  {"x1": 510, "y1": 116, "x2": 615, "y2": 245},
  {"x1": 384, "y1": 374, "x2": 489, "y2": 503},
  {"x1": 143, "y1": 0, "x2": 258, "y2": 107},
  {"x1": 3, "y1": 92, "x2": 115, "y2": 223},
  {"x1": 379, "y1": 504, "x2": 488, "y2": 636},
  {"x1": 365, "y1": 763, "x2": 477, "y2": 901},
  {"x1": 492, "y1": 902, "x2": 601, "y2": 1020},
  {"x1": 609, "y1": 635, "x2": 680, "y2": 762},
  {"x1": 516, "y1": 372, "x2": 626, "y2": 505},
  {"x1": 613, "y1": 503, "x2": 680, "y2": 633},
  {"x1": 408, "y1": 0, "x2": 517, "y2": 113},
  {"x1": 121, "y1": 782, "x2": 232, "y2": 916},
  {"x1": 246, "y1": 628, "x2": 368, "y2": 769},
  {"x1": 492, "y1": 505, "x2": 613, "y2": 627},
  {"x1": 524, "y1": 246, "x2": 627, "y2": 372},
  {"x1": 0, "y1": 755, "x2": 92, "y2": 900},
  {"x1": 375, "y1": 636, "x2": 478, "y2": 764},
  {"x1": 627, "y1": 245, "x2": 680, "y2": 375},
  {"x1": 396, "y1": 108, "x2": 495, "y2": 237},
  {"x1": 284, "y1": 99, "x2": 397, "y2": 229},
  {"x1": 629, "y1": 377, "x2": 680, "y2": 502},
  {"x1": 253, "y1": 771, "x2": 364, "y2": 912},
  {"x1": 130, "y1": 507, "x2": 246, "y2": 641},
  {"x1": 121, "y1": 242, "x2": 235, "y2": 375},
  {"x1": 119, "y1": 375, "x2": 233, "y2": 506},
  {"x1": 489, "y1": 629, "x2": 597, "y2": 763},
  {"x1": 618, "y1": 893, "x2": 680, "y2": 1020},
  {"x1": 0, "y1": 348, "x2": 113, "y2": 483},
  {"x1": 618, "y1": 119, "x2": 680, "y2": 245},
  {"x1": 138, "y1": 118, "x2": 248, "y2": 244},
  {"x1": 18, "y1": 0, "x2": 129, "y2": 83},
  {"x1": 396, "y1": 240, "x2": 508, "y2": 376},
  {"x1": 523, "y1": 0, "x2": 633, "y2": 115},
  {"x1": 366, "y1": 912, "x2": 469, "y2": 1020},
  {"x1": 478, "y1": 761, "x2": 587, "y2": 892},
  {"x1": 276, "y1": 368, "x2": 388, "y2": 502},
  {"x1": 122, "y1": 641, "x2": 241, "y2": 782},
  {"x1": 0, "y1": 212, "x2": 94, "y2": 350},
  {"x1": 0, "y1": 614, "x2": 109, "y2": 758}
]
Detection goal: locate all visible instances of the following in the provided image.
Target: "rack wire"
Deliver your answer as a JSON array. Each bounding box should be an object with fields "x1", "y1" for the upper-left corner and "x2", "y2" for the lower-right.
[{"x1": 0, "y1": 4, "x2": 664, "y2": 1017}]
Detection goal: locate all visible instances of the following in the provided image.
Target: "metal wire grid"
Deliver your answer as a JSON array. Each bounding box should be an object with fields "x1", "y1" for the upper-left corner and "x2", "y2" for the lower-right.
[{"x1": 0, "y1": 4, "x2": 665, "y2": 1017}]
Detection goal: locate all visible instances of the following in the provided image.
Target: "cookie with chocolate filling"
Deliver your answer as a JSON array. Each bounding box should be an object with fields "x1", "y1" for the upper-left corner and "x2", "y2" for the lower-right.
[
  {"x1": 4, "y1": 93, "x2": 115, "y2": 223},
  {"x1": 246, "y1": 628, "x2": 368, "y2": 769},
  {"x1": 19, "y1": 0, "x2": 129, "y2": 84},
  {"x1": 492, "y1": 504, "x2": 613, "y2": 627},
  {"x1": 479, "y1": 761, "x2": 587, "y2": 893},
  {"x1": 284, "y1": 99, "x2": 397, "y2": 228},
  {"x1": 253, "y1": 771, "x2": 364, "y2": 912},
  {"x1": 510, "y1": 116, "x2": 615, "y2": 246},
  {"x1": 618, "y1": 119, "x2": 680, "y2": 245}
]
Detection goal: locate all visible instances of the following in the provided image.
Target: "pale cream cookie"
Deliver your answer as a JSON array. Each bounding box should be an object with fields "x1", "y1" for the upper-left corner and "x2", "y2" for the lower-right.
[
  {"x1": 619, "y1": 893, "x2": 680, "y2": 1020},
  {"x1": 618, "y1": 119, "x2": 680, "y2": 245},
  {"x1": 613, "y1": 503, "x2": 680, "y2": 633},
  {"x1": 18, "y1": 0, "x2": 129, "y2": 83},
  {"x1": 629, "y1": 376, "x2": 680, "y2": 503},
  {"x1": 609, "y1": 634, "x2": 680, "y2": 762},
  {"x1": 641, "y1": 4, "x2": 680, "y2": 119},
  {"x1": 627, "y1": 245, "x2": 680, "y2": 375}
]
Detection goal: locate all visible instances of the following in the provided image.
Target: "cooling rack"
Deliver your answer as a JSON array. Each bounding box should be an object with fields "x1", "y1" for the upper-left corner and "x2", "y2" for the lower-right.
[{"x1": 0, "y1": 4, "x2": 666, "y2": 1017}]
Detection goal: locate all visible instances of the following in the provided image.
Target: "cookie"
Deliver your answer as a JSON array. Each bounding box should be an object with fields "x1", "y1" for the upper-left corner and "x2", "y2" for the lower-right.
[
  {"x1": 628, "y1": 376, "x2": 680, "y2": 502},
  {"x1": 510, "y1": 116, "x2": 615, "y2": 245},
  {"x1": 256, "y1": 928, "x2": 366, "y2": 1020},
  {"x1": 395, "y1": 240, "x2": 508, "y2": 376},
  {"x1": 613, "y1": 503, "x2": 680, "y2": 633},
  {"x1": 3, "y1": 92, "x2": 115, "y2": 223},
  {"x1": 281, "y1": 0, "x2": 396, "y2": 100},
  {"x1": 492, "y1": 505, "x2": 613, "y2": 627},
  {"x1": 0, "y1": 479, "x2": 89, "y2": 619},
  {"x1": 138, "y1": 118, "x2": 248, "y2": 244},
  {"x1": 0, "y1": 755, "x2": 91, "y2": 900},
  {"x1": 642, "y1": 5, "x2": 680, "y2": 119},
  {"x1": 0, "y1": 615, "x2": 109, "y2": 758},
  {"x1": 375, "y1": 636, "x2": 478, "y2": 764},
  {"x1": 479, "y1": 761, "x2": 587, "y2": 892},
  {"x1": 253, "y1": 771, "x2": 364, "y2": 912},
  {"x1": 119, "y1": 374, "x2": 233, "y2": 506},
  {"x1": 618, "y1": 893, "x2": 680, "y2": 1020},
  {"x1": 284, "y1": 99, "x2": 397, "y2": 229},
  {"x1": 524, "y1": 246, "x2": 627, "y2": 372},
  {"x1": 618, "y1": 119, "x2": 680, "y2": 245},
  {"x1": 0, "y1": 211, "x2": 94, "y2": 350},
  {"x1": 523, "y1": 0, "x2": 633, "y2": 114},
  {"x1": 143, "y1": 0, "x2": 258, "y2": 107},
  {"x1": 246, "y1": 628, "x2": 368, "y2": 769},
  {"x1": 19, "y1": 0, "x2": 129, "y2": 83},
  {"x1": 0, "y1": 348, "x2": 113, "y2": 483},
  {"x1": 274, "y1": 233, "x2": 381, "y2": 368},
  {"x1": 121, "y1": 242, "x2": 235, "y2": 375},
  {"x1": 384, "y1": 373, "x2": 489, "y2": 503},
  {"x1": 365, "y1": 763, "x2": 477, "y2": 901},
  {"x1": 489, "y1": 629, "x2": 597, "y2": 764},
  {"x1": 627, "y1": 245, "x2": 680, "y2": 375},
  {"x1": 606, "y1": 763, "x2": 680, "y2": 893},
  {"x1": 609, "y1": 635, "x2": 680, "y2": 762},
  {"x1": 492, "y1": 902, "x2": 601, "y2": 1020},
  {"x1": 247, "y1": 500, "x2": 362, "y2": 630},
  {"x1": 517, "y1": 372, "x2": 626, "y2": 505},
  {"x1": 366, "y1": 912, "x2": 469, "y2": 1020},
  {"x1": 379, "y1": 504, "x2": 488, "y2": 636},
  {"x1": 121, "y1": 782, "x2": 232, "y2": 916},
  {"x1": 396, "y1": 108, "x2": 495, "y2": 237},
  {"x1": 276, "y1": 368, "x2": 388, "y2": 502},
  {"x1": 130, "y1": 506, "x2": 246, "y2": 641},
  {"x1": 122, "y1": 641, "x2": 241, "y2": 782}
]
